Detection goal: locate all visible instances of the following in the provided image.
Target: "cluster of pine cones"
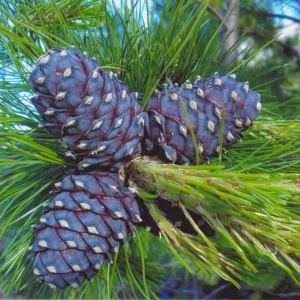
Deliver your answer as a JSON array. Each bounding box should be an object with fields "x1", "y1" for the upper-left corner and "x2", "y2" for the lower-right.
[{"x1": 28, "y1": 46, "x2": 262, "y2": 289}]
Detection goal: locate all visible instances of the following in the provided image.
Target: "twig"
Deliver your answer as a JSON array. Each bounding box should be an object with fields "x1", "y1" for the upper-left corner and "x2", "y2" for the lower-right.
[
  {"x1": 196, "y1": 1, "x2": 223, "y2": 22},
  {"x1": 203, "y1": 282, "x2": 232, "y2": 299},
  {"x1": 258, "y1": 12, "x2": 300, "y2": 24}
]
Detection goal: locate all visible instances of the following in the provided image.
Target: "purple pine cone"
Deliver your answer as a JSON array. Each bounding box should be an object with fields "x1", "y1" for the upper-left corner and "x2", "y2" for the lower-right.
[
  {"x1": 29, "y1": 170, "x2": 141, "y2": 289},
  {"x1": 29, "y1": 47, "x2": 144, "y2": 169},
  {"x1": 143, "y1": 73, "x2": 262, "y2": 164}
]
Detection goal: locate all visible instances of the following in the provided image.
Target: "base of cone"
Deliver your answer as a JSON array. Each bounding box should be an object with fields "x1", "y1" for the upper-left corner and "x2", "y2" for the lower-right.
[{"x1": 135, "y1": 196, "x2": 215, "y2": 237}]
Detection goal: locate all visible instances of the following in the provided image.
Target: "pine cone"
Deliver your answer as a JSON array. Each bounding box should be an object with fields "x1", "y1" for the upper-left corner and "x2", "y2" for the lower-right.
[
  {"x1": 29, "y1": 47, "x2": 144, "y2": 170},
  {"x1": 29, "y1": 170, "x2": 141, "y2": 289},
  {"x1": 143, "y1": 73, "x2": 262, "y2": 164}
]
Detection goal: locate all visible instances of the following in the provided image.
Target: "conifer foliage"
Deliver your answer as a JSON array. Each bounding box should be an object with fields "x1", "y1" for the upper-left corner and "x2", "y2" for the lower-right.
[{"x1": 0, "y1": 0, "x2": 299, "y2": 297}]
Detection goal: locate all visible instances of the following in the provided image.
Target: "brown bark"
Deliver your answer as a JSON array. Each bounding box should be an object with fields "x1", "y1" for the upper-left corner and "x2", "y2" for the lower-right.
[
  {"x1": 197, "y1": 0, "x2": 241, "y2": 65},
  {"x1": 222, "y1": 0, "x2": 240, "y2": 65}
]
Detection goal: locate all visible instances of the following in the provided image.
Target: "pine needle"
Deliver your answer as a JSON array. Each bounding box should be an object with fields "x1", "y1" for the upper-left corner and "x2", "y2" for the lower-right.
[
  {"x1": 1, "y1": 0, "x2": 299, "y2": 297},
  {"x1": 127, "y1": 156, "x2": 300, "y2": 283}
]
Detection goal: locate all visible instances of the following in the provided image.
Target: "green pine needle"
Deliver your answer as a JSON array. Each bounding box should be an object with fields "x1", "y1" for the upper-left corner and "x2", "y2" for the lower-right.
[
  {"x1": 1, "y1": 0, "x2": 300, "y2": 297},
  {"x1": 127, "y1": 156, "x2": 300, "y2": 284}
]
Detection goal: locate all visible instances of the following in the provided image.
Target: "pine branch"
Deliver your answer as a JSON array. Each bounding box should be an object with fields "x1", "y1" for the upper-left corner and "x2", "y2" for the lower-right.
[
  {"x1": 126, "y1": 156, "x2": 300, "y2": 284},
  {"x1": 253, "y1": 12, "x2": 300, "y2": 24}
]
